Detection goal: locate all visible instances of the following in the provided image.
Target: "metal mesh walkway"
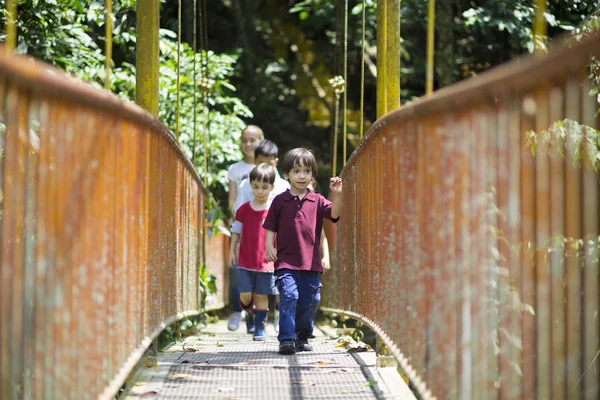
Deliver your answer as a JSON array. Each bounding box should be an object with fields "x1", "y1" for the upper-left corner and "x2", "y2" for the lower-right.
[{"x1": 121, "y1": 318, "x2": 411, "y2": 399}]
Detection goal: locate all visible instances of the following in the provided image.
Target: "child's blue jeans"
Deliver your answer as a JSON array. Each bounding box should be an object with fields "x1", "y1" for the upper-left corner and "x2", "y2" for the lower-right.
[{"x1": 275, "y1": 269, "x2": 322, "y2": 342}]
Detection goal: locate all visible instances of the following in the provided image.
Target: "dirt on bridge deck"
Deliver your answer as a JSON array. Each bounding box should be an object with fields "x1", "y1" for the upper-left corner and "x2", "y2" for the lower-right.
[{"x1": 120, "y1": 317, "x2": 414, "y2": 399}]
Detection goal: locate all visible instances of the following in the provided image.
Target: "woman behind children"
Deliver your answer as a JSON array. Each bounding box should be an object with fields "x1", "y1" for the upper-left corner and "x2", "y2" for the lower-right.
[
  {"x1": 228, "y1": 163, "x2": 279, "y2": 341},
  {"x1": 226, "y1": 125, "x2": 263, "y2": 332},
  {"x1": 263, "y1": 148, "x2": 342, "y2": 355}
]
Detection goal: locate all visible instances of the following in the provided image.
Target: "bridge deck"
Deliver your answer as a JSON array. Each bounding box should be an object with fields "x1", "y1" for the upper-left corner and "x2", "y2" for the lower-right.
[{"x1": 120, "y1": 318, "x2": 412, "y2": 399}]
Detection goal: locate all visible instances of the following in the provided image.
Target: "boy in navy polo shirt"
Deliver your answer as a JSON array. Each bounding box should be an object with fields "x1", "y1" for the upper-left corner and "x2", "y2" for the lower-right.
[
  {"x1": 229, "y1": 163, "x2": 279, "y2": 341},
  {"x1": 263, "y1": 148, "x2": 342, "y2": 355}
]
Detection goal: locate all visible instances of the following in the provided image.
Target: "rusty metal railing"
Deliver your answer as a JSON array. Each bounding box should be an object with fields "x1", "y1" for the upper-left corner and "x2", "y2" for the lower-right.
[
  {"x1": 323, "y1": 32, "x2": 600, "y2": 400},
  {"x1": 0, "y1": 52, "x2": 227, "y2": 399}
]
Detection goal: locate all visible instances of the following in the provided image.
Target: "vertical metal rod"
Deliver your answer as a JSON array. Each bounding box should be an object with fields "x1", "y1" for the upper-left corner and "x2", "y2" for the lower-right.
[
  {"x1": 135, "y1": 0, "x2": 160, "y2": 115},
  {"x1": 202, "y1": 0, "x2": 208, "y2": 188},
  {"x1": 376, "y1": 0, "x2": 400, "y2": 117},
  {"x1": 105, "y1": 0, "x2": 113, "y2": 90},
  {"x1": 342, "y1": 0, "x2": 348, "y2": 164},
  {"x1": 359, "y1": 0, "x2": 366, "y2": 139},
  {"x1": 376, "y1": 0, "x2": 387, "y2": 118},
  {"x1": 332, "y1": 95, "x2": 340, "y2": 177},
  {"x1": 176, "y1": 0, "x2": 182, "y2": 139},
  {"x1": 6, "y1": 0, "x2": 16, "y2": 52},
  {"x1": 533, "y1": 0, "x2": 547, "y2": 53},
  {"x1": 192, "y1": 0, "x2": 198, "y2": 161},
  {"x1": 426, "y1": 0, "x2": 435, "y2": 95},
  {"x1": 385, "y1": 0, "x2": 400, "y2": 112}
]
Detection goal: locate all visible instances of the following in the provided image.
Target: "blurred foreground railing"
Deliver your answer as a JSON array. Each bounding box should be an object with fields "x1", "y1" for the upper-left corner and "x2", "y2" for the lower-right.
[
  {"x1": 0, "y1": 52, "x2": 228, "y2": 399},
  {"x1": 323, "y1": 32, "x2": 600, "y2": 400}
]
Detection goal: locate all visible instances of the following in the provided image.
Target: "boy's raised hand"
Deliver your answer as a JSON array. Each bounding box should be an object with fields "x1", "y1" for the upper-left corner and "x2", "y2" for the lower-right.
[{"x1": 329, "y1": 176, "x2": 343, "y2": 194}]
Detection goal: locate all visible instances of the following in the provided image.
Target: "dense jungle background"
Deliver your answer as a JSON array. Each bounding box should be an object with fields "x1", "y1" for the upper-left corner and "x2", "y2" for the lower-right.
[{"x1": 1, "y1": 0, "x2": 599, "y2": 214}]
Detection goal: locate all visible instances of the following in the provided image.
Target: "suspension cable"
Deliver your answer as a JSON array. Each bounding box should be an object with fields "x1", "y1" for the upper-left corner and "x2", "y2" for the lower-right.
[
  {"x1": 105, "y1": 0, "x2": 113, "y2": 90},
  {"x1": 192, "y1": 0, "x2": 198, "y2": 162},
  {"x1": 330, "y1": 76, "x2": 345, "y2": 177},
  {"x1": 6, "y1": 0, "x2": 16, "y2": 52},
  {"x1": 202, "y1": 0, "x2": 209, "y2": 188},
  {"x1": 342, "y1": 0, "x2": 348, "y2": 165},
  {"x1": 359, "y1": 0, "x2": 366, "y2": 139},
  {"x1": 426, "y1": 0, "x2": 435, "y2": 95},
  {"x1": 176, "y1": 0, "x2": 182, "y2": 139}
]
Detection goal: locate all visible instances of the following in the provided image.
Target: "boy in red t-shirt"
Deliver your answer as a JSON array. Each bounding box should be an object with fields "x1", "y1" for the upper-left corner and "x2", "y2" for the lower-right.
[{"x1": 228, "y1": 163, "x2": 278, "y2": 341}]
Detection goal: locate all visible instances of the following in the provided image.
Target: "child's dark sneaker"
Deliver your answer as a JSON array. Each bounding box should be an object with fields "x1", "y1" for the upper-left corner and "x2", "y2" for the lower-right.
[
  {"x1": 279, "y1": 340, "x2": 296, "y2": 355},
  {"x1": 253, "y1": 327, "x2": 266, "y2": 341},
  {"x1": 296, "y1": 340, "x2": 314, "y2": 352}
]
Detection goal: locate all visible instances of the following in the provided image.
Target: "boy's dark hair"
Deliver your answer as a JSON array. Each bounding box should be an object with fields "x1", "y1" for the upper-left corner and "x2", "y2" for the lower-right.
[
  {"x1": 282, "y1": 148, "x2": 318, "y2": 177},
  {"x1": 249, "y1": 163, "x2": 276, "y2": 185},
  {"x1": 255, "y1": 140, "x2": 278, "y2": 158}
]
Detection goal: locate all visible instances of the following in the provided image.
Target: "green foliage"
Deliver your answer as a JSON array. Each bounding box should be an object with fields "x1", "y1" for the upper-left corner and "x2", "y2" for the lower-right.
[
  {"x1": 1, "y1": 0, "x2": 253, "y2": 213},
  {"x1": 199, "y1": 263, "x2": 217, "y2": 296}
]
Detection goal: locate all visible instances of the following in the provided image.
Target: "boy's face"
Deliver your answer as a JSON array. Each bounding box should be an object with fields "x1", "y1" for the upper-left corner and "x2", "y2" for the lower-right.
[
  {"x1": 255, "y1": 155, "x2": 278, "y2": 168},
  {"x1": 284, "y1": 162, "x2": 313, "y2": 192},
  {"x1": 250, "y1": 179, "x2": 274, "y2": 203},
  {"x1": 241, "y1": 130, "x2": 263, "y2": 159}
]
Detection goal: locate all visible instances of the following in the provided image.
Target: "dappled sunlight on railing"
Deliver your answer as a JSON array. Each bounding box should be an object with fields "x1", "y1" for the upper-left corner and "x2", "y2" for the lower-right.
[{"x1": 323, "y1": 32, "x2": 600, "y2": 400}]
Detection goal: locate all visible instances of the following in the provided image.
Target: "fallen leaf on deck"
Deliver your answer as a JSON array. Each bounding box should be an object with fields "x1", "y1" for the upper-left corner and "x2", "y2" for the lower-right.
[
  {"x1": 168, "y1": 373, "x2": 196, "y2": 380},
  {"x1": 290, "y1": 380, "x2": 315, "y2": 386},
  {"x1": 183, "y1": 347, "x2": 199, "y2": 352},
  {"x1": 362, "y1": 379, "x2": 377, "y2": 387},
  {"x1": 217, "y1": 342, "x2": 224, "y2": 347},
  {"x1": 315, "y1": 361, "x2": 327, "y2": 365},
  {"x1": 139, "y1": 390, "x2": 159, "y2": 397},
  {"x1": 347, "y1": 343, "x2": 370, "y2": 353}
]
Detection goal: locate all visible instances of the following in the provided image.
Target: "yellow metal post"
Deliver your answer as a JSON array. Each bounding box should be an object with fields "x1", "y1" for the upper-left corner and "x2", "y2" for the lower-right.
[
  {"x1": 426, "y1": 0, "x2": 435, "y2": 95},
  {"x1": 6, "y1": 0, "x2": 16, "y2": 52},
  {"x1": 359, "y1": 0, "x2": 366, "y2": 139},
  {"x1": 533, "y1": 0, "x2": 547, "y2": 53},
  {"x1": 136, "y1": 0, "x2": 160, "y2": 116},
  {"x1": 105, "y1": 0, "x2": 113, "y2": 90},
  {"x1": 376, "y1": 0, "x2": 400, "y2": 118}
]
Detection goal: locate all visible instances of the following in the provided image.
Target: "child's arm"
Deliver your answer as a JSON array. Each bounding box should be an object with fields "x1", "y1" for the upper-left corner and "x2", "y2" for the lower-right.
[
  {"x1": 329, "y1": 177, "x2": 343, "y2": 219},
  {"x1": 320, "y1": 229, "x2": 330, "y2": 272},
  {"x1": 228, "y1": 179, "x2": 238, "y2": 213},
  {"x1": 229, "y1": 232, "x2": 241, "y2": 267},
  {"x1": 265, "y1": 229, "x2": 277, "y2": 262}
]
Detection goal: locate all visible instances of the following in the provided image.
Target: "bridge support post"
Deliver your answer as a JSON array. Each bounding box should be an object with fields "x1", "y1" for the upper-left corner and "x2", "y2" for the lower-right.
[
  {"x1": 136, "y1": 0, "x2": 160, "y2": 116},
  {"x1": 376, "y1": 0, "x2": 400, "y2": 118}
]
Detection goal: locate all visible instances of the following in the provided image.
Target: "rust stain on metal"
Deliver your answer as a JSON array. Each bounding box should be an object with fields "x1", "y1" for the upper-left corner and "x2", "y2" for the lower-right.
[
  {"x1": 323, "y1": 32, "x2": 600, "y2": 400},
  {"x1": 0, "y1": 52, "x2": 228, "y2": 399}
]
